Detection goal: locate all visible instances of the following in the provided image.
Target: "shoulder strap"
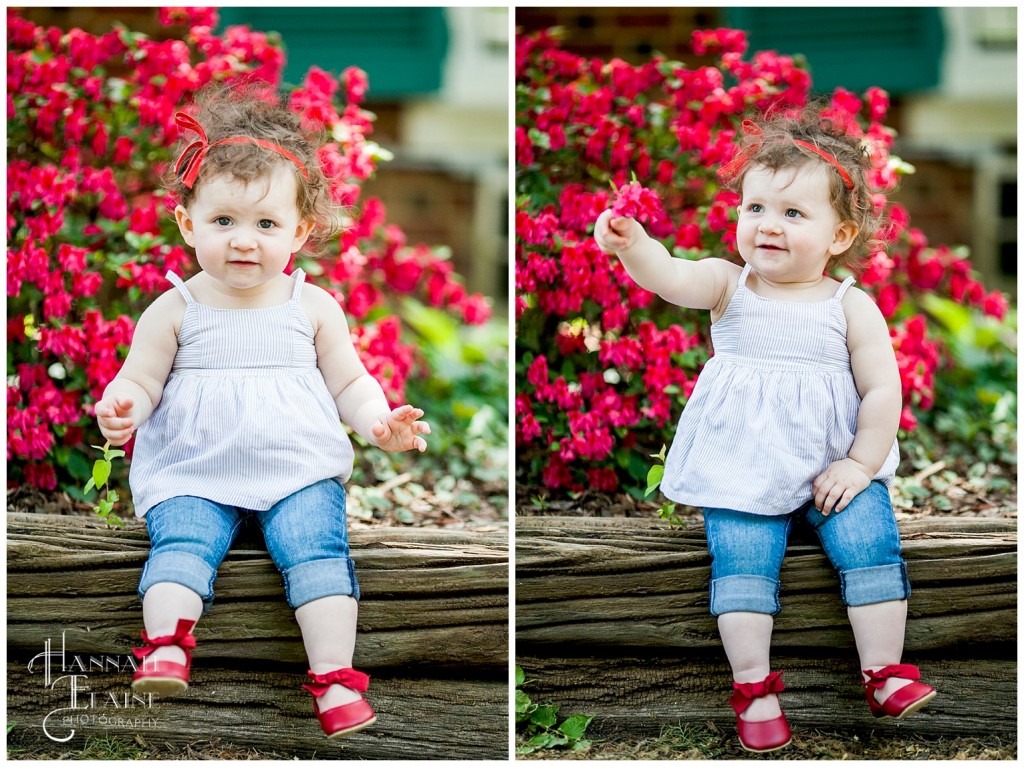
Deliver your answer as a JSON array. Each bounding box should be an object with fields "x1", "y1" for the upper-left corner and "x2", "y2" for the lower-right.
[
  {"x1": 165, "y1": 271, "x2": 195, "y2": 304},
  {"x1": 834, "y1": 275, "x2": 856, "y2": 301},
  {"x1": 737, "y1": 262, "x2": 753, "y2": 290},
  {"x1": 290, "y1": 269, "x2": 307, "y2": 300}
]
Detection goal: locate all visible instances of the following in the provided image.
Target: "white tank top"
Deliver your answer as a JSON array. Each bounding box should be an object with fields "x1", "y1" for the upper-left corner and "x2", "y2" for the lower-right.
[
  {"x1": 661, "y1": 264, "x2": 899, "y2": 515},
  {"x1": 128, "y1": 270, "x2": 355, "y2": 516}
]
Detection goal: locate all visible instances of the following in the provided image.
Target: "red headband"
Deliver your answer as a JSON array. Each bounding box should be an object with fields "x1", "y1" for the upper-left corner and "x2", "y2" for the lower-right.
[
  {"x1": 173, "y1": 112, "x2": 310, "y2": 189},
  {"x1": 719, "y1": 120, "x2": 855, "y2": 191}
]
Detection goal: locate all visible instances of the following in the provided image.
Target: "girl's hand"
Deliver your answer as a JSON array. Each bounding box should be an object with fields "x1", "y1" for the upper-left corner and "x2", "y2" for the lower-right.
[
  {"x1": 594, "y1": 209, "x2": 643, "y2": 254},
  {"x1": 812, "y1": 458, "x2": 873, "y2": 515},
  {"x1": 95, "y1": 397, "x2": 136, "y2": 446},
  {"x1": 370, "y1": 404, "x2": 430, "y2": 453}
]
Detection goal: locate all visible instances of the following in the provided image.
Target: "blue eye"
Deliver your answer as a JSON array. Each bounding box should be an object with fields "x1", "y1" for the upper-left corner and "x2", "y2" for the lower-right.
[
  {"x1": 258, "y1": 219, "x2": 276, "y2": 230},
  {"x1": 214, "y1": 216, "x2": 232, "y2": 226},
  {"x1": 747, "y1": 203, "x2": 763, "y2": 213},
  {"x1": 785, "y1": 209, "x2": 803, "y2": 218}
]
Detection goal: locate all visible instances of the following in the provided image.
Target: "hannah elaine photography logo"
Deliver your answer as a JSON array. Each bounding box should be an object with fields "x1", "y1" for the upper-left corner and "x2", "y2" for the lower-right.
[{"x1": 27, "y1": 631, "x2": 158, "y2": 743}]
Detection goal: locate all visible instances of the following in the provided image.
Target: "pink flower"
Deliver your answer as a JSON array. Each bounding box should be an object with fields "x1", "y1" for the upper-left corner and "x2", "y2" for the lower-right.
[
  {"x1": 342, "y1": 66, "x2": 369, "y2": 105},
  {"x1": 982, "y1": 290, "x2": 1009, "y2": 320},
  {"x1": 610, "y1": 182, "x2": 665, "y2": 225}
]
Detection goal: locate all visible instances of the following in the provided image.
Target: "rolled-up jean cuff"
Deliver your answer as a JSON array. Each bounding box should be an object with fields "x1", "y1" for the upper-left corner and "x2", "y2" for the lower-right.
[
  {"x1": 840, "y1": 562, "x2": 911, "y2": 606},
  {"x1": 283, "y1": 557, "x2": 360, "y2": 608},
  {"x1": 710, "y1": 574, "x2": 780, "y2": 616},
  {"x1": 138, "y1": 550, "x2": 218, "y2": 610}
]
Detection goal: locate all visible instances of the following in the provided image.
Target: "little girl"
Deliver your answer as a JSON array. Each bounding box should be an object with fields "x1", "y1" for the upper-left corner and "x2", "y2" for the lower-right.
[
  {"x1": 94, "y1": 86, "x2": 429, "y2": 739},
  {"x1": 594, "y1": 108, "x2": 936, "y2": 753}
]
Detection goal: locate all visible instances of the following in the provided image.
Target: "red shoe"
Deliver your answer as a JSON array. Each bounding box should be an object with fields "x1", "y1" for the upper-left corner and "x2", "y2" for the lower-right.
[
  {"x1": 863, "y1": 664, "x2": 936, "y2": 719},
  {"x1": 729, "y1": 671, "x2": 792, "y2": 753},
  {"x1": 303, "y1": 667, "x2": 377, "y2": 738},
  {"x1": 131, "y1": 618, "x2": 196, "y2": 696}
]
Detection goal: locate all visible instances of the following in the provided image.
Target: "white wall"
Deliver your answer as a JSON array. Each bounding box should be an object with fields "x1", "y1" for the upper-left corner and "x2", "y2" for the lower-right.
[
  {"x1": 902, "y1": 7, "x2": 1016, "y2": 149},
  {"x1": 399, "y1": 7, "x2": 509, "y2": 167}
]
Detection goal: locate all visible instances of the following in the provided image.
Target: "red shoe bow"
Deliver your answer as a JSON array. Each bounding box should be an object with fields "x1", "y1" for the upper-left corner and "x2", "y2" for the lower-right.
[
  {"x1": 863, "y1": 663, "x2": 921, "y2": 689},
  {"x1": 730, "y1": 671, "x2": 785, "y2": 715},
  {"x1": 302, "y1": 668, "x2": 371, "y2": 697},
  {"x1": 133, "y1": 618, "x2": 197, "y2": 662}
]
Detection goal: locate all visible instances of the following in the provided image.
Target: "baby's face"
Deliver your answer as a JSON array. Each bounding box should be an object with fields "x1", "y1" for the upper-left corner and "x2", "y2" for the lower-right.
[
  {"x1": 736, "y1": 163, "x2": 855, "y2": 286},
  {"x1": 174, "y1": 164, "x2": 312, "y2": 297}
]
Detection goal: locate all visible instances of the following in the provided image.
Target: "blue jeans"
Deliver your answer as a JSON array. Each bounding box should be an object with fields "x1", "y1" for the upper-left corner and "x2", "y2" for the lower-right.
[
  {"x1": 703, "y1": 481, "x2": 910, "y2": 615},
  {"x1": 138, "y1": 478, "x2": 359, "y2": 613}
]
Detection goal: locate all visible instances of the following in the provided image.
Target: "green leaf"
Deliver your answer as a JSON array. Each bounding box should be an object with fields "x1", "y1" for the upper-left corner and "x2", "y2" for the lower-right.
[
  {"x1": 515, "y1": 665, "x2": 526, "y2": 687},
  {"x1": 558, "y1": 714, "x2": 593, "y2": 740},
  {"x1": 645, "y1": 464, "x2": 664, "y2": 496},
  {"x1": 527, "y1": 732, "x2": 566, "y2": 750},
  {"x1": 530, "y1": 704, "x2": 559, "y2": 729},
  {"x1": 91, "y1": 459, "x2": 111, "y2": 490},
  {"x1": 515, "y1": 689, "x2": 535, "y2": 718}
]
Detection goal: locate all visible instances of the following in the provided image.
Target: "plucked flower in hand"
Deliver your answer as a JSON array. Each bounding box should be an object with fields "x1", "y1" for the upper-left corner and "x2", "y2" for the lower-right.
[{"x1": 610, "y1": 181, "x2": 665, "y2": 225}]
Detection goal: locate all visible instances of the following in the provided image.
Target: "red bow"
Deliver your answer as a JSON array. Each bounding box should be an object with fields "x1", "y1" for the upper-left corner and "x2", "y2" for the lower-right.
[
  {"x1": 302, "y1": 667, "x2": 371, "y2": 697},
  {"x1": 133, "y1": 618, "x2": 197, "y2": 662},
  {"x1": 717, "y1": 119, "x2": 762, "y2": 185},
  {"x1": 718, "y1": 118, "x2": 854, "y2": 191},
  {"x1": 862, "y1": 664, "x2": 920, "y2": 690},
  {"x1": 173, "y1": 111, "x2": 310, "y2": 189},
  {"x1": 729, "y1": 671, "x2": 785, "y2": 715}
]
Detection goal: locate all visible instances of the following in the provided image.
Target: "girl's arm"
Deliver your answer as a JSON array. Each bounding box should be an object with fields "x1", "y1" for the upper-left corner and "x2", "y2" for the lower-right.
[
  {"x1": 812, "y1": 287, "x2": 902, "y2": 514},
  {"x1": 308, "y1": 286, "x2": 428, "y2": 453},
  {"x1": 95, "y1": 292, "x2": 182, "y2": 445},
  {"x1": 594, "y1": 210, "x2": 736, "y2": 313}
]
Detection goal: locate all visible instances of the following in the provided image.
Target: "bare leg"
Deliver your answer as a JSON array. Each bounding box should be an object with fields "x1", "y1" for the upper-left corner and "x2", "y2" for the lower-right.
[
  {"x1": 718, "y1": 612, "x2": 781, "y2": 721},
  {"x1": 296, "y1": 595, "x2": 362, "y2": 710},
  {"x1": 848, "y1": 599, "x2": 913, "y2": 701},
  {"x1": 140, "y1": 582, "x2": 203, "y2": 665}
]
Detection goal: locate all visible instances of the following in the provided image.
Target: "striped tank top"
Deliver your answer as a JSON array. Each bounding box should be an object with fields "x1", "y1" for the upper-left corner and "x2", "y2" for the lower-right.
[
  {"x1": 128, "y1": 270, "x2": 355, "y2": 517},
  {"x1": 660, "y1": 263, "x2": 899, "y2": 516}
]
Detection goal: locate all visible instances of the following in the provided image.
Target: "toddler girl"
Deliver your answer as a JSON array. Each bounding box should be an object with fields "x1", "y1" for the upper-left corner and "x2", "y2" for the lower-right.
[
  {"x1": 594, "y1": 108, "x2": 935, "y2": 753},
  {"x1": 94, "y1": 86, "x2": 429, "y2": 739}
]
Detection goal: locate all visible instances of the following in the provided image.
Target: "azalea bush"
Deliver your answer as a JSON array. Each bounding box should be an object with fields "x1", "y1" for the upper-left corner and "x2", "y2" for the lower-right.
[
  {"x1": 7, "y1": 7, "x2": 493, "y2": 495},
  {"x1": 515, "y1": 27, "x2": 1013, "y2": 494}
]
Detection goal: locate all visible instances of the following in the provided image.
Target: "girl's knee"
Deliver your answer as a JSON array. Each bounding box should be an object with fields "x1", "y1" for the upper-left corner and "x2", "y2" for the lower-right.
[
  {"x1": 814, "y1": 482, "x2": 904, "y2": 570},
  {"x1": 262, "y1": 480, "x2": 354, "y2": 579}
]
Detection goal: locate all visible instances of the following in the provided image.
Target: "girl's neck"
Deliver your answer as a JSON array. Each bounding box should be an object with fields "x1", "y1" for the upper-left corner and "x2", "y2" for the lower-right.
[
  {"x1": 190, "y1": 270, "x2": 294, "y2": 309},
  {"x1": 747, "y1": 269, "x2": 837, "y2": 302}
]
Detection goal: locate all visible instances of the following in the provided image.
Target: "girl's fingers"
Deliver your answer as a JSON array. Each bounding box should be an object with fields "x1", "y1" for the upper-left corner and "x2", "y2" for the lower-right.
[
  {"x1": 391, "y1": 405, "x2": 424, "y2": 422},
  {"x1": 113, "y1": 397, "x2": 134, "y2": 417}
]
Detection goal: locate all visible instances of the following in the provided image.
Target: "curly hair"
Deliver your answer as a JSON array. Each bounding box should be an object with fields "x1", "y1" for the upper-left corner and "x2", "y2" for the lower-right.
[
  {"x1": 167, "y1": 83, "x2": 339, "y2": 245},
  {"x1": 720, "y1": 105, "x2": 884, "y2": 273}
]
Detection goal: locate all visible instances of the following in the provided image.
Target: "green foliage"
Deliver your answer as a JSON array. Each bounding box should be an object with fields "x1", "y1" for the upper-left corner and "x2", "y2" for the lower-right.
[
  {"x1": 401, "y1": 301, "x2": 509, "y2": 485},
  {"x1": 908, "y1": 297, "x2": 1017, "y2": 466},
  {"x1": 645, "y1": 444, "x2": 686, "y2": 527},
  {"x1": 81, "y1": 442, "x2": 126, "y2": 528},
  {"x1": 515, "y1": 665, "x2": 593, "y2": 755}
]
